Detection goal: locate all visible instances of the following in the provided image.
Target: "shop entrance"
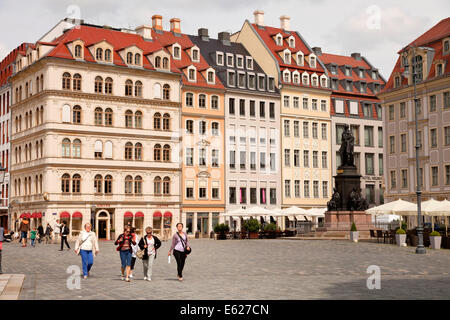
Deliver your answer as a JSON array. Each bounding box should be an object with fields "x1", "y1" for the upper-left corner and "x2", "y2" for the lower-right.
[
  {"x1": 98, "y1": 220, "x2": 107, "y2": 239},
  {"x1": 197, "y1": 214, "x2": 209, "y2": 238}
]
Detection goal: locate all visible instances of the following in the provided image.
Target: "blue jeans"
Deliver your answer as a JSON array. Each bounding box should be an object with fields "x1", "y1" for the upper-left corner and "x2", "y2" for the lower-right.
[
  {"x1": 31, "y1": 239, "x2": 35, "y2": 246},
  {"x1": 119, "y1": 250, "x2": 132, "y2": 269},
  {"x1": 80, "y1": 250, "x2": 94, "y2": 276}
]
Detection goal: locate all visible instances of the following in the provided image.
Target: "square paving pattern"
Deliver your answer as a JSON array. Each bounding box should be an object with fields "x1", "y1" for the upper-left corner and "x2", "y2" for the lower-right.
[{"x1": 1, "y1": 239, "x2": 450, "y2": 300}]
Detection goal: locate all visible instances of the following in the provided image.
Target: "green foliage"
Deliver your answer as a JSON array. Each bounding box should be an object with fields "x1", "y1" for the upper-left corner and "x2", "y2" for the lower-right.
[
  {"x1": 350, "y1": 222, "x2": 357, "y2": 232},
  {"x1": 401, "y1": 222, "x2": 407, "y2": 230},
  {"x1": 263, "y1": 223, "x2": 277, "y2": 232},
  {"x1": 396, "y1": 228, "x2": 406, "y2": 234},
  {"x1": 430, "y1": 231, "x2": 441, "y2": 237},
  {"x1": 243, "y1": 218, "x2": 261, "y2": 232},
  {"x1": 214, "y1": 223, "x2": 230, "y2": 233}
]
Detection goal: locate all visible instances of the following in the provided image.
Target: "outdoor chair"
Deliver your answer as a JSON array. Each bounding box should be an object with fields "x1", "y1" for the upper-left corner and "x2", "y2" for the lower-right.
[
  {"x1": 376, "y1": 230, "x2": 383, "y2": 243},
  {"x1": 370, "y1": 230, "x2": 376, "y2": 241}
]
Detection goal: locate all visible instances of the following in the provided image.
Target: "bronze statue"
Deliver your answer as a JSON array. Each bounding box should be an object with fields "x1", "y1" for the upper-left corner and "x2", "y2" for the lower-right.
[
  {"x1": 339, "y1": 124, "x2": 355, "y2": 167},
  {"x1": 327, "y1": 188, "x2": 341, "y2": 211}
]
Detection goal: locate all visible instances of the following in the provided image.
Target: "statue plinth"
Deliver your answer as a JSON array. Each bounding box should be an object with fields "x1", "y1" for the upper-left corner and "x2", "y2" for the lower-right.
[{"x1": 334, "y1": 165, "x2": 361, "y2": 211}]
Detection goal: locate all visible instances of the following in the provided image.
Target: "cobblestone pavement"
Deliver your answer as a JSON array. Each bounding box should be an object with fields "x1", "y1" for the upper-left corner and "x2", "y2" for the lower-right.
[{"x1": 1, "y1": 239, "x2": 450, "y2": 300}]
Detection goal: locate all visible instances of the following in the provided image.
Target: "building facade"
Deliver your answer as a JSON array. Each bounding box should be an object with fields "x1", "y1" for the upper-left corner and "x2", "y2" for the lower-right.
[
  {"x1": 190, "y1": 29, "x2": 281, "y2": 229},
  {"x1": 232, "y1": 12, "x2": 332, "y2": 214},
  {"x1": 379, "y1": 18, "x2": 450, "y2": 204},
  {"x1": 318, "y1": 50, "x2": 386, "y2": 207},
  {"x1": 151, "y1": 16, "x2": 227, "y2": 238},
  {"x1": 9, "y1": 22, "x2": 183, "y2": 239}
]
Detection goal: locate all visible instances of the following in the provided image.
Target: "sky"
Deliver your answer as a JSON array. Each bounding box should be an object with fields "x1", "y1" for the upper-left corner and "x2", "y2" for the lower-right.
[{"x1": 0, "y1": 0, "x2": 449, "y2": 79}]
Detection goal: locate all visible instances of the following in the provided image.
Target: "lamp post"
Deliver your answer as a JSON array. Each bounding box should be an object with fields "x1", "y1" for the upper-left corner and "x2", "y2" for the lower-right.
[
  {"x1": 403, "y1": 45, "x2": 426, "y2": 254},
  {"x1": 91, "y1": 205, "x2": 96, "y2": 232}
]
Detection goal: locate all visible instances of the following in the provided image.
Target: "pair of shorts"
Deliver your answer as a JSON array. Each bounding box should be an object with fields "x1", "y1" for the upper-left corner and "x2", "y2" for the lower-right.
[
  {"x1": 21, "y1": 231, "x2": 28, "y2": 239},
  {"x1": 119, "y1": 250, "x2": 132, "y2": 268}
]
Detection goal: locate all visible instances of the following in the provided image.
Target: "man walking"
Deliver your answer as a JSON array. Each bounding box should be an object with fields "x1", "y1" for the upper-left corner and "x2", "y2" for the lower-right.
[
  {"x1": 44, "y1": 223, "x2": 53, "y2": 244},
  {"x1": 53, "y1": 220, "x2": 61, "y2": 244},
  {"x1": 59, "y1": 221, "x2": 70, "y2": 251}
]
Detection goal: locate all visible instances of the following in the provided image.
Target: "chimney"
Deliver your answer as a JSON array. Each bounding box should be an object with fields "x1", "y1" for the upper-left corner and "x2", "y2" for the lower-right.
[
  {"x1": 280, "y1": 15, "x2": 290, "y2": 31},
  {"x1": 254, "y1": 10, "x2": 264, "y2": 26},
  {"x1": 136, "y1": 25, "x2": 152, "y2": 40},
  {"x1": 218, "y1": 32, "x2": 230, "y2": 43},
  {"x1": 170, "y1": 18, "x2": 181, "y2": 33},
  {"x1": 198, "y1": 28, "x2": 209, "y2": 41},
  {"x1": 152, "y1": 15, "x2": 163, "y2": 31},
  {"x1": 312, "y1": 47, "x2": 322, "y2": 56},
  {"x1": 351, "y1": 52, "x2": 361, "y2": 61}
]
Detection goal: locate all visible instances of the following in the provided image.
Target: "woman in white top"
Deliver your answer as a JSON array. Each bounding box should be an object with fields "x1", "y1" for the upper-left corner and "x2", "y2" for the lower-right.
[
  {"x1": 129, "y1": 228, "x2": 140, "y2": 279},
  {"x1": 74, "y1": 223, "x2": 100, "y2": 279}
]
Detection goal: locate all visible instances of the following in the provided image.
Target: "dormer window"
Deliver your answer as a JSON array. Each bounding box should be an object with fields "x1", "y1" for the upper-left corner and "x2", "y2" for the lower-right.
[
  {"x1": 275, "y1": 34, "x2": 283, "y2": 46},
  {"x1": 436, "y1": 63, "x2": 443, "y2": 77},
  {"x1": 268, "y1": 77, "x2": 275, "y2": 91},
  {"x1": 360, "y1": 82, "x2": 367, "y2": 93},
  {"x1": 216, "y1": 52, "x2": 224, "y2": 66},
  {"x1": 163, "y1": 57, "x2": 169, "y2": 69},
  {"x1": 320, "y1": 75, "x2": 328, "y2": 88},
  {"x1": 105, "y1": 49, "x2": 112, "y2": 62},
  {"x1": 345, "y1": 67, "x2": 351, "y2": 76},
  {"x1": 309, "y1": 55, "x2": 316, "y2": 68},
  {"x1": 188, "y1": 66, "x2": 196, "y2": 81},
  {"x1": 155, "y1": 56, "x2": 161, "y2": 68},
  {"x1": 173, "y1": 45, "x2": 181, "y2": 60},
  {"x1": 283, "y1": 70, "x2": 291, "y2": 83},
  {"x1": 394, "y1": 76, "x2": 401, "y2": 88},
  {"x1": 258, "y1": 75, "x2": 266, "y2": 90},
  {"x1": 135, "y1": 53, "x2": 141, "y2": 65},
  {"x1": 192, "y1": 48, "x2": 200, "y2": 62},
  {"x1": 302, "y1": 73, "x2": 309, "y2": 85},
  {"x1": 444, "y1": 40, "x2": 449, "y2": 54},
  {"x1": 293, "y1": 71, "x2": 300, "y2": 84},
  {"x1": 248, "y1": 74, "x2": 256, "y2": 89},
  {"x1": 246, "y1": 57, "x2": 253, "y2": 70},
  {"x1": 346, "y1": 80, "x2": 352, "y2": 91},
  {"x1": 296, "y1": 52, "x2": 304, "y2": 66},
  {"x1": 238, "y1": 72, "x2": 246, "y2": 87},
  {"x1": 284, "y1": 50, "x2": 291, "y2": 64},
  {"x1": 228, "y1": 70, "x2": 236, "y2": 87},
  {"x1": 359, "y1": 68, "x2": 365, "y2": 78},
  {"x1": 371, "y1": 70, "x2": 377, "y2": 80},
  {"x1": 226, "y1": 54, "x2": 234, "y2": 67},
  {"x1": 96, "y1": 48, "x2": 103, "y2": 61},
  {"x1": 75, "y1": 45, "x2": 83, "y2": 58},
  {"x1": 311, "y1": 74, "x2": 318, "y2": 87},
  {"x1": 207, "y1": 70, "x2": 215, "y2": 84},
  {"x1": 288, "y1": 36, "x2": 295, "y2": 48},
  {"x1": 237, "y1": 55, "x2": 244, "y2": 68},
  {"x1": 127, "y1": 52, "x2": 133, "y2": 64}
]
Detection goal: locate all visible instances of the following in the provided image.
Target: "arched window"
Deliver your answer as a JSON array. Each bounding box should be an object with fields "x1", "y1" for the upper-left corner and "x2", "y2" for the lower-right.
[
  {"x1": 163, "y1": 113, "x2": 170, "y2": 131},
  {"x1": 96, "y1": 48, "x2": 103, "y2": 60},
  {"x1": 125, "y1": 80, "x2": 133, "y2": 96},
  {"x1": 40, "y1": 106, "x2": 44, "y2": 124},
  {"x1": 28, "y1": 142, "x2": 32, "y2": 160},
  {"x1": 95, "y1": 76, "x2": 103, "y2": 93},
  {"x1": 153, "y1": 113, "x2": 161, "y2": 130},
  {"x1": 135, "y1": 143, "x2": 143, "y2": 161},
  {"x1": 105, "y1": 77, "x2": 113, "y2": 94},
  {"x1": 62, "y1": 138, "x2": 71, "y2": 157},
  {"x1": 25, "y1": 112, "x2": 29, "y2": 129},
  {"x1": 186, "y1": 92, "x2": 193, "y2": 107},
  {"x1": 154, "y1": 177, "x2": 162, "y2": 195},
  {"x1": 105, "y1": 49, "x2": 111, "y2": 62},
  {"x1": 186, "y1": 120, "x2": 194, "y2": 134},
  {"x1": 125, "y1": 176, "x2": 133, "y2": 194},
  {"x1": 134, "y1": 81, "x2": 143, "y2": 97},
  {"x1": 154, "y1": 144, "x2": 161, "y2": 161},
  {"x1": 153, "y1": 83, "x2": 162, "y2": 99},
  {"x1": 62, "y1": 73, "x2": 71, "y2": 90},
  {"x1": 18, "y1": 115, "x2": 22, "y2": 131},
  {"x1": 212, "y1": 122, "x2": 219, "y2": 135},
  {"x1": 61, "y1": 174, "x2": 71, "y2": 193},
  {"x1": 163, "y1": 57, "x2": 169, "y2": 69},
  {"x1": 163, "y1": 84, "x2": 170, "y2": 100},
  {"x1": 73, "y1": 74, "x2": 82, "y2": 91},
  {"x1": 135, "y1": 53, "x2": 141, "y2": 65},
  {"x1": 199, "y1": 94, "x2": 206, "y2": 108},
  {"x1": 163, "y1": 145, "x2": 171, "y2": 162},
  {"x1": 95, "y1": 140, "x2": 103, "y2": 159},
  {"x1": 75, "y1": 45, "x2": 82, "y2": 58},
  {"x1": 40, "y1": 75, "x2": 44, "y2": 91},
  {"x1": 105, "y1": 108, "x2": 113, "y2": 126},
  {"x1": 134, "y1": 176, "x2": 143, "y2": 194},
  {"x1": 125, "y1": 110, "x2": 133, "y2": 128},
  {"x1": 25, "y1": 144, "x2": 28, "y2": 161},
  {"x1": 73, "y1": 106, "x2": 81, "y2": 124},
  {"x1": 73, "y1": 139, "x2": 81, "y2": 158},
  {"x1": 163, "y1": 177, "x2": 171, "y2": 195},
  {"x1": 40, "y1": 139, "x2": 43, "y2": 158},
  {"x1": 125, "y1": 142, "x2": 133, "y2": 160},
  {"x1": 72, "y1": 174, "x2": 81, "y2": 193},
  {"x1": 104, "y1": 175, "x2": 113, "y2": 194},
  {"x1": 293, "y1": 73, "x2": 299, "y2": 84},
  {"x1": 155, "y1": 56, "x2": 161, "y2": 68},
  {"x1": 35, "y1": 141, "x2": 39, "y2": 159},
  {"x1": 36, "y1": 77, "x2": 40, "y2": 93},
  {"x1": 104, "y1": 141, "x2": 113, "y2": 159},
  {"x1": 127, "y1": 52, "x2": 133, "y2": 64},
  {"x1": 95, "y1": 107, "x2": 103, "y2": 126},
  {"x1": 302, "y1": 74, "x2": 309, "y2": 86},
  {"x1": 94, "y1": 174, "x2": 103, "y2": 194}
]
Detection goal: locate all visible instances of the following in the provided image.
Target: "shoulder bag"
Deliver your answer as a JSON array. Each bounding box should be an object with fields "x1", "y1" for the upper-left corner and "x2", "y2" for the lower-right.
[{"x1": 177, "y1": 232, "x2": 191, "y2": 255}]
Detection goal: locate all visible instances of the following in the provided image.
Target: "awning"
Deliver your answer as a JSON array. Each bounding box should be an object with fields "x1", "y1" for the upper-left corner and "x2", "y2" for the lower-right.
[
  {"x1": 286, "y1": 215, "x2": 296, "y2": 221},
  {"x1": 72, "y1": 212, "x2": 82, "y2": 218},
  {"x1": 32, "y1": 212, "x2": 42, "y2": 218},
  {"x1": 60, "y1": 212, "x2": 70, "y2": 218},
  {"x1": 164, "y1": 212, "x2": 172, "y2": 218},
  {"x1": 124, "y1": 211, "x2": 133, "y2": 218},
  {"x1": 135, "y1": 212, "x2": 144, "y2": 218},
  {"x1": 153, "y1": 211, "x2": 162, "y2": 218},
  {"x1": 20, "y1": 213, "x2": 31, "y2": 219}
]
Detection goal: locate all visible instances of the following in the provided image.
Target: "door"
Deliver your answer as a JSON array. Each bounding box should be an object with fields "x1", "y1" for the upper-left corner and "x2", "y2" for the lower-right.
[
  {"x1": 99, "y1": 220, "x2": 107, "y2": 239},
  {"x1": 202, "y1": 217, "x2": 209, "y2": 237}
]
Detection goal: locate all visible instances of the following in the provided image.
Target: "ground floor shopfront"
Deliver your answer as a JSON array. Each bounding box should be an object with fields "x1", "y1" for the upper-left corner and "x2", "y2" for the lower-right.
[
  {"x1": 0, "y1": 210, "x2": 8, "y2": 231},
  {"x1": 181, "y1": 208, "x2": 225, "y2": 238}
]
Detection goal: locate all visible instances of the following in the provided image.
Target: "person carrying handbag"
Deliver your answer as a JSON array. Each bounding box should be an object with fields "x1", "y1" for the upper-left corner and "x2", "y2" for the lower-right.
[
  {"x1": 138, "y1": 227, "x2": 161, "y2": 281},
  {"x1": 74, "y1": 223, "x2": 99, "y2": 279},
  {"x1": 168, "y1": 223, "x2": 191, "y2": 282},
  {"x1": 115, "y1": 226, "x2": 136, "y2": 282}
]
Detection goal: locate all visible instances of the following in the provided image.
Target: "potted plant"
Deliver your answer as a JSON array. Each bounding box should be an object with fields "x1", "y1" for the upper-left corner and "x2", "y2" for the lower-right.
[
  {"x1": 264, "y1": 223, "x2": 277, "y2": 239},
  {"x1": 214, "y1": 223, "x2": 230, "y2": 240},
  {"x1": 243, "y1": 219, "x2": 261, "y2": 239},
  {"x1": 350, "y1": 222, "x2": 359, "y2": 242},
  {"x1": 430, "y1": 231, "x2": 442, "y2": 249},
  {"x1": 395, "y1": 228, "x2": 407, "y2": 247}
]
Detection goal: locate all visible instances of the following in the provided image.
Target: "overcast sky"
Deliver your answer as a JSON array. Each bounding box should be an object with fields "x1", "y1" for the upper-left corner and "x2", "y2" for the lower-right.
[{"x1": 0, "y1": 0, "x2": 448, "y2": 79}]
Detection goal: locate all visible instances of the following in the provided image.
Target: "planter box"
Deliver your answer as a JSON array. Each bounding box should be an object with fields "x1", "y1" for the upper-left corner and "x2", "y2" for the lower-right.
[
  {"x1": 249, "y1": 232, "x2": 259, "y2": 239},
  {"x1": 350, "y1": 231, "x2": 359, "y2": 242},
  {"x1": 430, "y1": 236, "x2": 442, "y2": 249},
  {"x1": 396, "y1": 234, "x2": 407, "y2": 246}
]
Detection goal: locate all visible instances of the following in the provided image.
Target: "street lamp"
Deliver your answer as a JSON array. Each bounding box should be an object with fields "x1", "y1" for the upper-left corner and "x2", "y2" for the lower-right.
[
  {"x1": 402, "y1": 44, "x2": 427, "y2": 254},
  {"x1": 91, "y1": 205, "x2": 97, "y2": 232}
]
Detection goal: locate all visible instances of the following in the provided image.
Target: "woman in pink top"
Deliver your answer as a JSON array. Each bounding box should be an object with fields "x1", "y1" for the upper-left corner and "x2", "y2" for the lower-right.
[{"x1": 168, "y1": 223, "x2": 191, "y2": 281}]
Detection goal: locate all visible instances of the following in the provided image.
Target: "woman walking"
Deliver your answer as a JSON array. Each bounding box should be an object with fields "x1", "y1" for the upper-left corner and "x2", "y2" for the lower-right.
[
  {"x1": 168, "y1": 223, "x2": 191, "y2": 282},
  {"x1": 129, "y1": 228, "x2": 140, "y2": 279},
  {"x1": 18, "y1": 218, "x2": 30, "y2": 247},
  {"x1": 74, "y1": 223, "x2": 99, "y2": 279},
  {"x1": 115, "y1": 226, "x2": 136, "y2": 282},
  {"x1": 138, "y1": 227, "x2": 161, "y2": 281}
]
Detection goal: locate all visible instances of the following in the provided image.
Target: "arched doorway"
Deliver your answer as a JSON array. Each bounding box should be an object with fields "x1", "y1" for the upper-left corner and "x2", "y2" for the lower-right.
[{"x1": 96, "y1": 211, "x2": 111, "y2": 240}]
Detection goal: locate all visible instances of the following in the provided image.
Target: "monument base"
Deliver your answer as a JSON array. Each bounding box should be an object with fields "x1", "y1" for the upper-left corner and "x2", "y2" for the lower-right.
[{"x1": 315, "y1": 210, "x2": 375, "y2": 239}]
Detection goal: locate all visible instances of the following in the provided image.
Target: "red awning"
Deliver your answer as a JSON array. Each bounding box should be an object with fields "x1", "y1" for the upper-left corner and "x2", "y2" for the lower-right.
[
  {"x1": 153, "y1": 211, "x2": 162, "y2": 218},
  {"x1": 20, "y1": 213, "x2": 31, "y2": 219},
  {"x1": 164, "y1": 212, "x2": 172, "y2": 218},
  {"x1": 60, "y1": 212, "x2": 70, "y2": 218},
  {"x1": 32, "y1": 212, "x2": 42, "y2": 218},
  {"x1": 124, "y1": 212, "x2": 133, "y2": 218},
  {"x1": 135, "y1": 212, "x2": 144, "y2": 218},
  {"x1": 72, "y1": 212, "x2": 82, "y2": 218}
]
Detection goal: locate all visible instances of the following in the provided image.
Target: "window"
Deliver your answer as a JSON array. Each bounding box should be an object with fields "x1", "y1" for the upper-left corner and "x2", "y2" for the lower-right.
[
  {"x1": 186, "y1": 120, "x2": 193, "y2": 134},
  {"x1": 401, "y1": 169, "x2": 408, "y2": 188},
  {"x1": 430, "y1": 128, "x2": 437, "y2": 148},
  {"x1": 192, "y1": 49, "x2": 199, "y2": 62},
  {"x1": 135, "y1": 143, "x2": 143, "y2": 161},
  {"x1": 62, "y1": 73, "x2": 71, "y2": 90},
  {"x1": 312, "y1": 123, "x2": 318, "y2": 139},
  {"x1": 125, "y1": 80, "x2": 133, "y2": 96},
  {"x1": 260, "y1": 152, "x2": 266, "y2": 170},
  {"x1": 95, "y1": 108, "x2": 103, "y2": 126},
  {"x1": 105, "y1": 49, "x2": 111, "y2": 62},
  {"x1": 104, "y1": 77, "x2": 112, "y2": 95},
  {"x1": 284, "y1": 96, "x2": 290, "y2": 108},
  {"x1": 186, "y1": 148, "x2": 193, "y2": 166},
  {"x1": 73, "y1": 139, "x2": 81, "y2": 158},
  {"x1": 163, "y1": 145, "x2": 171, "y2": 162},
  {"x1": 322, "y1": 152, "x2": 328, "y2": 169},
  {"x1": 363, "y1": 104, "x2": 372, "y2": 117},
  {"x1": 125, "y1": 110, "x2": 133, "y2": 128},
  {"x1": 154, "y1": 113, "x2": 161, "y2": 130},
  {"x1": 365, "y1": 154, "x2": 374, "y2": 175},
  {"x1": 431, "y1": 167, "x2": 438, "y2": 186},
  {"x1": 313, "y1": 151, "x2": 318, "y2": 168},
  {"x1": 445, "y1": 92, "x2": 450, "y2": 109},
  {"x1": 62, "y1": 139, "x2": 71, "y2": 157},
  {"x1": 258, "y1": 75, "x2": 265, "y2": 90},
  {"x1": 379, "y1": 154, "x2": 384, "y2": 175},
  {"x1": 212, "y1": 122, "x2": 219, "y2": 136},
  {"x1": 429, "y1": 95, "x2": 436, "y2": 112},
  {"x1": 73, "y1": 106, "x2": 81, "y2": 124},
  {"x1": 72, "y1": 73, "x2": 81, "y2": 92},
  {"x1": 96, "y1": 48, "x2": 103, "y2": 61},
  {"x1": 240, "y1": 188, "x2": 247, "y2": 204},
  {"x1": 389, "y1": 136, "x2": 396, "y2": 154},
  {"x1": 134, "y1": 81, "x2": 143, "y2": 97},
  {"x1": 313, "y1": 181, "x2": 319, "y2": 198},
  {"x1": 237, "y1": 56, "x2": 244, "y2": 68},
  {"x1": 210, "y1": 95, "x2": 219, "y2": 110},
  {"x1": 154, "y1": 144, "x2": 161, "y2": 161},
  {"x1": 174, "y1": 46, "x2": 180, "y2": 59},
  {"x1": 390, "y1": 171, "x2": 396, "y2": 189},
  {"x1": 445, "y1": 126, "x2": 450, "y2": 145},
  {"x1": 321, "y1": 124, "x2": 327, "y2": 140},
  {"x1": 155, "y1": 56, "x2": 161, "y2": 68},
  {"x1": 388, "y1": 105, "x2": 394, "y2": 121},
  {"x1": 364, "y1": 126, "x2": 374, "y2": 147},
  {"x1": 240, "y1": 151, "x2": 246, "y2": 170},
  {"x1": 259, "y1": 102, "x2": 265, "y2": 118},
  {"x1": 61, "y1": 174, "x2": 71, "y2": 193},
  {"x1": 229, "y1": 151, "x2": 235, "y2": 169},
  {"x1": 125, "y1": 142, "x2": 133, "y2": 160},
  {"x1": 105, "y1": 175, "x2": 112, "y2": 194},
  {"x1": 303, "y1": 181, "x2": 310, "y2": 198},
  {"x1": 199, "y1": 121, "x2": 206, "y2": 135},
  {"x1": 321, "y1": 100, "x2": 327, "y2": 112},
  {"x1": 163, "y1": 84, "x2": 170, "y2": 100},
  {"x1": 95, "y1": 76, "x2": 103, "y2": 93},
  {"x1": 294, "y1": 121, "x2": 300, "y2": 137},
  {"x1": 417, "y1": 131, "x2": 423, "y2": 150},
  {"x1": 186, "y1": 93, "x2": 194, "y2": 107},
  {"x1": 199, "y1": 148, "x2": 207, "y2": 166},
  {"x1": 303, "y1": 122, "x2": 309, "y2": 139},
  {"x1": 229, "y1": 187, "x2": 236, "y2": 203},
  {"x1": 303, "y1": 98, "x2": 308, "y2": 110},
  {"x1": 199, "y1": 94, "x2": 206, "y2": 108},
  {"x1": 163, "y1": 114, "x2": 170, "y2": 131},
  {"x1": 284, "y1": 180, "x2": 291, "y2": 198},
  {"x1": 239, "y1": 99, "x2": 245, "y2": 116},
  {"x1": 94, "y1": 175, "x2": 103, "y2": 194},
  {"x1": 284, "y1": 120, "x2": 290, "y2": 137},
  {"x1": 284, "y1": 149, "x2": 290, "y2": 167},
  {"x1": 207, "y1": 71, "x2": 215, "y2": 84},
  {"x1": 303, "y1": 151, "x2": 309, "y2": 168},
  {"x1": 75, "y1": 45, "x2": 82, "y2": 58},
  {"x1": 126, "y1": 52, "x2": 133, "y2": 64},
  {"x1": 378, "y1": 127, "x2": 383, "y2": 148},
  {"x1": 212, "y1": 149, "x2": 219, "y2": 167},
  {"x1": 227, "y1": 54, "x2": 234, "y2": 67},
  {"x1": 153, "y1": 177, "x2": 161, "y2": 195},
  {"x1": 135, "y1": 54, "x2": 141, "y2": 65},
  {"x1": 446, "y1": 165, "x2": 450, "y2": 185}
]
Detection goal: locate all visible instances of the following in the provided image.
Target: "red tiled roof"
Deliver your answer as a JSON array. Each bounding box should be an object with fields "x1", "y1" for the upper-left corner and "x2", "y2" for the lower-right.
[
  {"x1": 0, "y1": 43, "x2": 30, "y2": 87},
  {"x1": 403, "y1": 17, "x2": 450, "y2": 51}
]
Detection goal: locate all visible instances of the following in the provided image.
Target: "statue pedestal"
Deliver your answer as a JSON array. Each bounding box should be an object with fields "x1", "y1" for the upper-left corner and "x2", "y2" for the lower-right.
[
  {"x1": 334, "y1": 166, "x2": 361, "y2": 211},
  {"x1": 315, "y1": 211, "x2": 375, "y2": 239}
]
